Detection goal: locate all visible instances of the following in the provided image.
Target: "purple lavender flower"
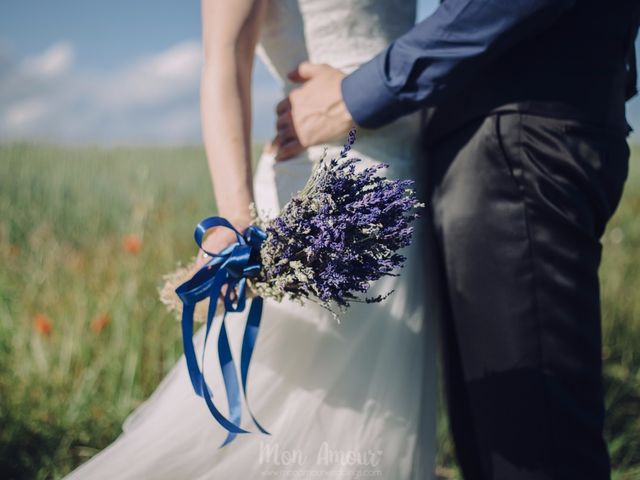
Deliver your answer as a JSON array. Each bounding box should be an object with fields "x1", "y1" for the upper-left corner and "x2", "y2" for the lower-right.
[{"x1": 251, "y1": 129, "x2": 423, "y2": 312}]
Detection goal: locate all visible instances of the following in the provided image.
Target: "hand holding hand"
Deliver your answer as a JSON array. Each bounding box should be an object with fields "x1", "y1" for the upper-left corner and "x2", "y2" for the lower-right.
[{"x1": 273, "y1": 62, "x2": 354, "y2": 161}]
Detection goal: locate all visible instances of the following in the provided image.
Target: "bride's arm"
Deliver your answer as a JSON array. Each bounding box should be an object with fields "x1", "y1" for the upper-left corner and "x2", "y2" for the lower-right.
[{"x1": 198, "y1": 0, "x2": 266, "y2": 261}]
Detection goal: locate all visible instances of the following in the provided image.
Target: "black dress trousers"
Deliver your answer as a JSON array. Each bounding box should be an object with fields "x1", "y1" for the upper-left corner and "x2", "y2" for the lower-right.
[{"x1": 427, "y1": 113, "x2": 630, "y2": 480}]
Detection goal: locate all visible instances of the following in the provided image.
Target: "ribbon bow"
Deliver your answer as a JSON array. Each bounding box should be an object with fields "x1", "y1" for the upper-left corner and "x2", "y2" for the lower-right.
[{"x1": 176, "y1": 216, "x2": 269, "y2": 447}]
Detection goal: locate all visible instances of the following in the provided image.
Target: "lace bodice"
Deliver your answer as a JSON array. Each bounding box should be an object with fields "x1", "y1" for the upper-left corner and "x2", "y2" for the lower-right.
[{"x1": 257, "y1": 0, "x2": 417, "y2": 92}]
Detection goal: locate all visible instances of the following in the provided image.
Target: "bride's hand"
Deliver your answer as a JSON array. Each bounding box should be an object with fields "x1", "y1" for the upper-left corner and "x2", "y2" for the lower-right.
[
  {"x1": 194, "y1": 216, "x2": 252, "y2": 305},
  {"x1": 195, "y1": 218, "x2": 251, "y2": 270}
]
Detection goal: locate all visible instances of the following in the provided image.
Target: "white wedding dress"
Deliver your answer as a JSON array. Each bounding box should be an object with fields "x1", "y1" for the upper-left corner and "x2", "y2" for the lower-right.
[{"x1": 65, "y1": 1, "x2": 440, "y2": 479}]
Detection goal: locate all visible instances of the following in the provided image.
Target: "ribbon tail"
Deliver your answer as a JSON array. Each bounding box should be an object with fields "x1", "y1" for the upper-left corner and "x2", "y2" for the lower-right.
[
  {"x1": 181, "y1": 303, "x2": 204, "y2": 396},
  {"x1": 240, "y1": 296, "x2": 270, "y2": 435},
  {"x1": 217, "y1": 312, "x2": 244, "y2": 446},
  {"x1": 182, "y1": 271, "x2": 248, "y2": 437},
  {"x1": 200, "y1": 271, "x2": 226, "y2": 397}
]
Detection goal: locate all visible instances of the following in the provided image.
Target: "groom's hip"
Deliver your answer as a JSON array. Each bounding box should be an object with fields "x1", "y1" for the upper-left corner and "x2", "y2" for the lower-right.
[{"x1": 426, "y1": 112, "x2": 629, "y2": 480}]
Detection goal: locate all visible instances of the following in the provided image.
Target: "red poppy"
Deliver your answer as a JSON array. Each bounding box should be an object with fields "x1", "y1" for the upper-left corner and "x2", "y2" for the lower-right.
[
  {"x1": 122, "y1": 234, "x2": 142, "y2": 254},
  {"x1": 91, "y1": 313, "x2": 110, "y2": 333},
  {"x1": 33, "y1": 313, "x2": 53, "y2": 336}
]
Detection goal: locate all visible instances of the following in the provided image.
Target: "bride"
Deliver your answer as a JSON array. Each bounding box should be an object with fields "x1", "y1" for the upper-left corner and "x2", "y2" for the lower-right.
[{"x1": 65, "y1": 0, "x2": 441, "y2": 478}]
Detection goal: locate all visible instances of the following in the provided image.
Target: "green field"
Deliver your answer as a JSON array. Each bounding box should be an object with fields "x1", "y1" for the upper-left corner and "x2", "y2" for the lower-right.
[{"x1": 0, "y1": 143, "x2": 638, "y2": 479}]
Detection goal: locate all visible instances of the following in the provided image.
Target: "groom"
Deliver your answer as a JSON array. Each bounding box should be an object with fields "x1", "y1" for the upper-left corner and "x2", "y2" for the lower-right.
[{"x1": 274, "y1": 1, "x2": 639, "y2": 479}]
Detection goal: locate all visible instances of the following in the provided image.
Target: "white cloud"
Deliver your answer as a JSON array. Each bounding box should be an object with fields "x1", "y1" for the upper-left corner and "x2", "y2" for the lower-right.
[
  {"x1": 99, "y1": 41, "x2": 202, "y2": 111},
  {"x1": 0, "y1": 39, "x2": 281, "y2": 144},
  {"x1": 22, "y1": 41, "x2": 75, "y2": 78},
  {"x1": 4, "y1": 97, "x2": 49, "y2": 129}
]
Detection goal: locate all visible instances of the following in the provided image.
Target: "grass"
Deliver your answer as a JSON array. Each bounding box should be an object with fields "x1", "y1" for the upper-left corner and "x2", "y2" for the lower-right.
[{"x1": 0, "y1": 143, "x2": 638, "y2": 479}]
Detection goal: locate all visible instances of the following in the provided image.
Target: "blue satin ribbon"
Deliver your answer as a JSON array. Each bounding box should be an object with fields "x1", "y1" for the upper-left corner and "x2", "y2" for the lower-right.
[{"x1": 175, "y1": 217, "x2": 270, "y2": 446}]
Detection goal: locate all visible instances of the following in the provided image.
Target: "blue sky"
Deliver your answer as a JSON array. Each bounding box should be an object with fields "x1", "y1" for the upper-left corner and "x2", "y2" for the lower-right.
[{"x1": 1, "y1": 0, "x2": 638, "y2": 144}]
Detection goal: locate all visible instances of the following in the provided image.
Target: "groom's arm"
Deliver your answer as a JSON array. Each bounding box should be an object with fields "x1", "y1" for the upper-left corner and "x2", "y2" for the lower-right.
[{"x1": 342, "y1": 0, "x2": 576, "y2": 129}]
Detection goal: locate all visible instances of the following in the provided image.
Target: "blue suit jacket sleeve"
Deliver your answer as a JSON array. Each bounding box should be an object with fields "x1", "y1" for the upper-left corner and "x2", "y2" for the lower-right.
[{"x1": 341, "y1": 0, "x2": 576, "y2": 129}]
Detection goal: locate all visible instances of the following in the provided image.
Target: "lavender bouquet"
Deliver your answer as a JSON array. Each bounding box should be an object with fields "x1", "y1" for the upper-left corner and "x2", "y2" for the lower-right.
[
  {"x1": 250, "y1": 129, "x2": 421, "y2": 312},
  {"x1": 167, "y1": 129, "x2": 423, "y2": 445},
  {"x1": 161, "y1": 129, "x2": 422, "y2": 317}
]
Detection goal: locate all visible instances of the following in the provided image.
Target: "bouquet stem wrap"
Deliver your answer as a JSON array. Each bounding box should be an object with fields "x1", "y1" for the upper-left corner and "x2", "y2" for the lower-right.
[{"x1": 175, "y1": 216, "x2": 270, "y2": 447}]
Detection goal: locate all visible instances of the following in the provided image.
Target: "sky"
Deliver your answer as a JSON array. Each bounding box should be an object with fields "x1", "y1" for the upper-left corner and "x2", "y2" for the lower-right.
[{"x1": 1, "y1": 0, "x2": 639, "y2": 144}]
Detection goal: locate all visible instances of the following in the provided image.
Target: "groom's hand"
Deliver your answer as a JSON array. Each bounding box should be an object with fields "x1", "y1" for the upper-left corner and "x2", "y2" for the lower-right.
[{"x1": 273, "y1": 62, "x2": 354, "y2": 161}]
